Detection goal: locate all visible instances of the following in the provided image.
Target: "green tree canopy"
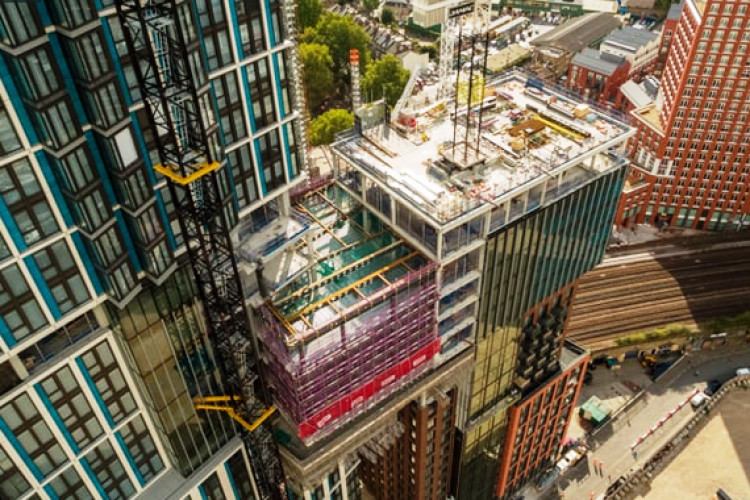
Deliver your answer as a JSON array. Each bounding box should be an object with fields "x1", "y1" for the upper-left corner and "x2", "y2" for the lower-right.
[
  {"x1": 297, "y1": 0, "x2": 323, "y2": 29},
  {"x1": 300, "y1": 43, "x2": 335, "y2": 112},
  {"x1": 362, "y1": 0, "x2": 379, "y2": 13},
  {"x1": 309, "y1": 109, "x2": 354, "y2": 145},
  {"x1": 361, "y1": 54, "x2": 410, "y2": 107},
  {"x1": 302, "y1": 13, "x2": 370, "y2": 76},
  {"x1": 380, "y1": 7, "x2": 394, "y2": 25}
]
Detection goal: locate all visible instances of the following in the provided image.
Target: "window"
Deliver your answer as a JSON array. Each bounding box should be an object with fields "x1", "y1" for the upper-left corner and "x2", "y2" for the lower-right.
[
  {"x1": 0, "y1": 158, "x2": 59, "y2": 245},
  {"x1": 257, "y1": 130, "x2": 285, "y2": 192},
  {"x1": 81, "y1": 82, "x2": 126, "y2": 129},
  {"x1": 29, "y1": 99, "x2": 80, "y2": 149},
  {"x1": 201, "y1": 472, "x2": 227, "y2": 500},
  {"x1": 195, "y1": 0, "x2": 232, "y2": 71},
  {"x1": 0, "y1": 265, "x2": 47, "y2": 342},
  {"x1": 0, "y1": 445, "x2": 31, "y2": 499},
  {"x1": 236, "y1": 0, "x2": 266, "y2": 55},
  {"x1": 0, "y1": 3, "x2": 43, "y2": 46},
  {"x1": 47, "y1": 0, "x2": 97, "y2": 29},
  {"x1": 213, "y1": 72, "x2": 246, "y2": 144},
  {"x1": 246, "y1": 58, "x2": 276, "y2": 129},
  {"x1": 85, "y1": 440, "x2": 136, "y2": 499},
  {"x1": 33, "y1": 240, "x2": 90, "y2": 314},
  {"x1": 118, "y1": 415, "x2": 164, "y2": 483},
  {"x1": 10, "y1": 46, "x2": 61, "y2": 102},
  {"x1": 61, "y1": 29, "x2": 111, "y2": 82},
  {"x1": 276, "y1": 51, "x2": 292, "y2": 117},
  {"x1": 80, "y1": 341, "x2": 137, "y2": 423},
  {"x1": 0, "y1": 393, "x2": 68, "y2": 476},
  {"x1": 48, "y1": 465, "x2": 93, "y2": 499},
  {"x1": 0, "y1": 100, "x2": 22, "y2": 154},
  {"x1": 40, "y1": 365, "x2": 103, "y2": 448},
  {"x1": 53, "y1": 146, "x2": 96, "y2": 193},
  {"x1": 227, "y1": 144, "x2": 258, "y2": 209},
  {"x1": 69, "y1": 188, "x2": 112, "y2": 232},
  {"x1": 285, "y1": 122, "x2": 301, "y2": 179}
]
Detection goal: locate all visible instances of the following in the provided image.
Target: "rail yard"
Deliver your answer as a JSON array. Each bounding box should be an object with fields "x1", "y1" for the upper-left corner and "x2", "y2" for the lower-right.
[{"x1": 567, "y1": 233, "x2": 750, "y2": 350}]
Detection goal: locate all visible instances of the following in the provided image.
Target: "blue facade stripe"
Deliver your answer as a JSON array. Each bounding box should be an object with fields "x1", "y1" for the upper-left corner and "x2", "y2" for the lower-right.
[
  {"x1": 115, "y1": 211, "x2": 142, "y2": 273},
  {"x1": 199, "y1": 484, "x2": 209, "y2": 500},
  {"x1": 254, "y1": 138, "x2": 267, "y2": 196},
  {"x1": 241, "y1": 68, "x2": 258, "y2": 133},
  {"x1": 84, "y1": 130, "x2": 119, "y2": 205},
  {"x1": 0, "y1": 316, "x2": 15, "y2": 347},
  {"x1": 101, "y1": 18, "x2": 133, "y2": 107},
  {"x1": 264, "y1": 0, "x2": 278, "y2": 46},
  {"x1": 154, "y1": 190, "x2": 178, "y2": 252},
  {"x1": 0, "y1": 194, "x2": 25, "y2": 251},
  {"x1": 70, "y1": 231, "x2": 103, "y2": 295},
  {"x1": 75, "y1": 357, "x2": 116, "y2": 427},
  {"x1": 34, "y1": 151, "x2": 75, "y2": 228},
  {"x1": 115, "y1": 431, "x2": 146, "y2": 487},
  {"x1": 281, "y1": 123, "x2": 294, "y2": 182},
  {"x1": 48, "y1": 34, "x2": 89, "y2": 127},
  {"x1": 0, "y1": 414, "x2": 44, "y2": 481},
  {"x1": 33, "y1": 384, "x2": 80, "y2": 454},
  {"x1": 44, "y1": 485, "x2": 58, "y2": 499},
  {"x1": 23, "y1": 255, "x2": 62, "y2": 320},
  {"x1": 0, "y1": 55, "x2": 38, "y2": 145},
  {"x1": 35, "y1": 0, "x2": 52, "y2": 27},
  {"x1": 81, "y1": 457, "x2": 108, "y2": 498},
  {"x1": 224, "y1": 461, "x2": 242, "y2": 500},
  {"x1": 228, "y1": 0, "x2": 244, "y2": 61},
  {"x1": 272, "y1": 53, "x2": 284, "y2": 120}
]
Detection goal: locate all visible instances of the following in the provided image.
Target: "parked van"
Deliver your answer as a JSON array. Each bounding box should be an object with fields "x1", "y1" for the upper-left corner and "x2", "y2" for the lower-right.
[
  {"x1": 736, "y1": 367, "x2": 750, "y2": 376},
  {"x1": 690, "y1": 392, "x2": 709, "y2": 409}
]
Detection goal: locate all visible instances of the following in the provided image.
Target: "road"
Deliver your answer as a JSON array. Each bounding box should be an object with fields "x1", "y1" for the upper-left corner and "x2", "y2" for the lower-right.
[{"x1": 520, "y1": 340, "x2": 750, "y2": 499}]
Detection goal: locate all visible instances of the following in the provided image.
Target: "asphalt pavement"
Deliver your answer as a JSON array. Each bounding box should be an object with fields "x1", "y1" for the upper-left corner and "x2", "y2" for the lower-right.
[{"x1": 520, "y1": 339, "x2": 750, "y2": 500}]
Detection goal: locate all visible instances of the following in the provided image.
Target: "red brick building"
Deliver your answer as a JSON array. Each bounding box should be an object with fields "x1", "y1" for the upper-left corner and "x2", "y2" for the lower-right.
[
  {"x1": 568, "y1": 49, "x2": 631, "y2": 104},
  {"x1": 655, "y1": 2, "x2": 685, "y2": 76},
  {"x1": 495, "y1": 341, "x2": 588, "y2": 498},
  {"x1": 359, "y1": 389, "x2": 457, "y2": 499},
  {"x1": 617, "y1": 0, "x2": 750, "y2": 230}
]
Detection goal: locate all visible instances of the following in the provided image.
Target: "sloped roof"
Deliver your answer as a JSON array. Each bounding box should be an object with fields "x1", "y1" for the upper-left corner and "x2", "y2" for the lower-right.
[
  {"x1": 571, "y1": 48, "x2": 626, "y2": 76},
  {"x1": 531, "y1": 12, "x2": 621, "y2": 54},
  {"x1": 667, "y1": 1, "x2": 684, "y2": 20},
  {"x1": 602, "y1": 26, "x2": 658, "y2": 53},
  {"x1": 620, "y1": 79, "x2": 653, "y2": 108}
]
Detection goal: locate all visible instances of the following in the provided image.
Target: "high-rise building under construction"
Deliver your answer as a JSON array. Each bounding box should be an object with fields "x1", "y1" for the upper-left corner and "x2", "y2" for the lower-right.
[{"x1": 0, "y1": 0, "x2": 632, "y2": 499}]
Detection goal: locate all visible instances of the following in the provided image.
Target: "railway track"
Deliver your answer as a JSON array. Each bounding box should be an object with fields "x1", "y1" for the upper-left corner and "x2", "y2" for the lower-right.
[{"x1": 567, "y1": 237, "x2": 750, "y2": 349}]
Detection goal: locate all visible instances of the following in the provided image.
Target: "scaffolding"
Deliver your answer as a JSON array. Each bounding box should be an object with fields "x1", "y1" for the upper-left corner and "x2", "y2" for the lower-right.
[{"x1": 255, "y1": 185, "x2": 439, "y2": 441}]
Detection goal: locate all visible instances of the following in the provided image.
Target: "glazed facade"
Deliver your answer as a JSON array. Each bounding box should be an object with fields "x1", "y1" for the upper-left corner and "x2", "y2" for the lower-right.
[
  {"x1": 0, "y1": 0, "x2": 307, "y2": 497},
  {"x1": 457, "y1": 165, "x2": 627, "y2": 500},
  {"x1": 618, "y1": 0, "x2": 750, "y2": 230}
]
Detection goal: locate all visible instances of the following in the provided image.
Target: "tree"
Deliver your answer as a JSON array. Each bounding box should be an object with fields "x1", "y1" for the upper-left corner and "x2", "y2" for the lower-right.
[
  {"x1": 300, "y1": 43, "x2": 335, "y2": 112},
  {"x1": 309, "y1": 109, "x2": 354, "y2": 145},
  {"x1": 361, "y1": 54, "x2": 410, "y2": 107},
  {"x1": 380, "y1": 7, "x2": 394, "y2": 25},
  {"x1": 297, "y1": 0, "x2": 322, "y2": 29},
  {"x1": 418, "y1": 43, "x2": 437, "y2": 60},
  {"x1": 302, "y1": 13, "x2": 370, "y2": 78},
  {"x1": 362, "y1": 0, "x2": 379, "y2": 13}
]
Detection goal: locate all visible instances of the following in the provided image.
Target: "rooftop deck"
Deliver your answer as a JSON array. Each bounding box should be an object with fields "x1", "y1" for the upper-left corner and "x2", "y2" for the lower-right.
[{"x1": 333, "y1": 72, "x2": 633, "y2": 226}]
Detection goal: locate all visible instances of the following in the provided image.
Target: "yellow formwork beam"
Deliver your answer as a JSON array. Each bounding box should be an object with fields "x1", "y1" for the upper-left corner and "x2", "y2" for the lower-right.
[
  {"x1": 194, "y1": 397, "x2": 277, "y2": 433},
  {"x1": 532, "y1": 114, "x2": 587, "y2": 142},
  {"x1": 154, "y1": 161, "x2": 221, "y2": 186}
]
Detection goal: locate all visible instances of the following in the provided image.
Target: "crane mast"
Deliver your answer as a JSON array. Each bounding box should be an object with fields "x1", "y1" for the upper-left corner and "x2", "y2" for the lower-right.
[{"x1": 113, "y1": 1, "x2": 285, "y2": 498}]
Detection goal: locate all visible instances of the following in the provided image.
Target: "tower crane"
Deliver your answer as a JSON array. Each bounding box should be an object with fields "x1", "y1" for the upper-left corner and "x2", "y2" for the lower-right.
[{"x1": 113, "y1": 1, "x2": 285, "y2": 498}]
